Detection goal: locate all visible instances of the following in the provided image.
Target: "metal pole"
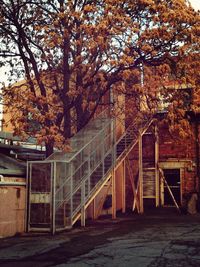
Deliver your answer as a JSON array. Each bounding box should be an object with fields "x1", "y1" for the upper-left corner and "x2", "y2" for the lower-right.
[
  {"x1": 93, "y1": 198, "x2": 97, "y2": 219},
  {"x1": 112, "y1": 169, "x2": 116, "y2": 219},
  {"x1": 122, "y1": 160, "x2": 126, "y2": 213},
  {"x1": 26, "y1": 162, "x2": 32, "y2": 232},
  {"x1": 51, "y1": 162, "x2": 56, "y2": 234},
  {"x1": 81, "y1": 181, "x2": 86, "y2": 226},
  {"x1": 139, "y1": 131, "x2": 144, "y2": 213},
  {"x1": 155, "y1": 125, "x2": 159, "y2": 207},
  {"x1": 88, "y1": 156, "x2": 91, "y2": 194},
  {"x1": 113, "y1": 118, "x2": 116, "y2": 166},
  {"x1": 70, "y1": 164, "x2": 73, "y2": 225},
  {"x1": 102, "y1": 129, "x2": 105, "y2": 178}
]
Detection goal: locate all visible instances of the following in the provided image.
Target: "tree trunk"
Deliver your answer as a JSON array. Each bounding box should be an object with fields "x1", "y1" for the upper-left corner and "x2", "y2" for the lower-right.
[
  {"x1": 63, "y1": 107, "x2": 71, "y2": 139},
  {"x1": 75, "y1": 95, "x2": 85, "y2": 131},
  {"x1": 45, "y1": 142, "x2": 54, "y2": 158}
]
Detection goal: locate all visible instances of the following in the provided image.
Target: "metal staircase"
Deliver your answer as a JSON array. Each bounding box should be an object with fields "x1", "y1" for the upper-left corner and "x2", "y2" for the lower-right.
[{"x1": 27, "y1": 111, "x2": 154, "y2": 233}]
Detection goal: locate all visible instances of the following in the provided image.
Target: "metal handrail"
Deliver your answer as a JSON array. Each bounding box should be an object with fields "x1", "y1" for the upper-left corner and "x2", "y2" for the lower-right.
[
  {"x1": 55, "y1": 144, "x2": 115, "y2": 211},
  {"x1": 66, "y1": 119, "x2": 111, "y2": 163},
  {"x1": 55, "y1": 114, "x2": 152, "y2": 212},
  {"x1": 46, "y1": 107, "x2": 111, "y2": 163},
  {"x1": 55, "y1": 120, "x2": 115, "y2": 211},
  {"x1": 55, "y1": 123, "x2": 113, "y2": 193},
  {"x1": 68, "y1": 114, "x2": 154, "y2": 218},
  {"x1": 28, "y1": 110, "x2": 155, "y2": 231}
]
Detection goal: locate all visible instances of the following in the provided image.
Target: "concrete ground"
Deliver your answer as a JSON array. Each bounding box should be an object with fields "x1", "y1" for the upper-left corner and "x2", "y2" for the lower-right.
[{"x1": 1, "y1": 209, "x2": 200, "y2": 267}]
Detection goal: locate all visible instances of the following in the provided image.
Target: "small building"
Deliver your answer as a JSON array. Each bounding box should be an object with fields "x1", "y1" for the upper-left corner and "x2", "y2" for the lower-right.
[
  {"x1": 0, "y1": 135, "x2": 45, "y2": 238},
  {"x1": 0, "y1": 153, "x2": 26, "y2": 238}
]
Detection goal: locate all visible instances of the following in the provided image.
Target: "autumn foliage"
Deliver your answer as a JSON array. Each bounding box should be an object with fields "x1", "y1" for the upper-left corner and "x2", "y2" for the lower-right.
[{"x1": 0, "y1": 0, "x2": 199, "y2": 155}]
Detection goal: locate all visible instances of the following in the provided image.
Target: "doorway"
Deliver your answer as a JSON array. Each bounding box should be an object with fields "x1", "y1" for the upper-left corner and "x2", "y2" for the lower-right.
[{"x1": 163, "y1": 169, "x2": 181, "y2": 206}]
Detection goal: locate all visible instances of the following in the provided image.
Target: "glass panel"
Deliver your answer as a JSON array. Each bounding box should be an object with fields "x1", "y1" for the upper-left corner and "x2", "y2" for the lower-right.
[
  {"x1": 72, "y1": 188, "x2": 81, "y2": 213},
  {"x1": 55, "y1": 162, "x2": 71, "y2": 212},
  {"x1": 31, "y1": 163, "x2": 51, "y2": 192},
  {"x1": 30, "y1": 203, "x2": 50, "y2": 227},
  {"x1": 85, "y1": 179, "x2": 89, "y2": 198},
  {"x1": 30, "y1": 162, "x2": 52, "y2": 228},
  {"x1": 90, "y1": 163, "x2": 103, "y2": 191},
  {"x1": 28, "y1": 110, "x2": 116, "y2": 231}
]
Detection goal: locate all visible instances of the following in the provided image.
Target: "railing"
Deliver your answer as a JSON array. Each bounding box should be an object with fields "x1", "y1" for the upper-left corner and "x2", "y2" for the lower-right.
[
  {"x1": 27, "y1": 109, "x2": 115, "y2": 230},
  {"x1": 54, "y1": 119, "x2": 114, "y2": 213},
  {"x1": 27, "y1": 110, "x2": 154, "y2": 232},
  {"x1": 114, "y1": 112, "x2": 154, "y2": 163}
]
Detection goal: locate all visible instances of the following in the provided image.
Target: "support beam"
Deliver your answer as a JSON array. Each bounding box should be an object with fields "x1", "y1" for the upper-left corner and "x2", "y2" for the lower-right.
[
  {"x1": 112, "y1": 169, "x2": 116, "y2": 219},
  {"x1": 122, "y1": 160, "x2": 126, "y2": 213},
  {"x1": 126, "y1": 158, "x2": 140, "y2": 212},
  {"x1": 51, "y1": 162, "x2": 56, "y2": 235},
  {"x1": 81, "y1": 182, "x2": 86, "y2": 226},
  {"x1": 155, "y1": 125, "x2": 159, "y2": 207},
  {"x1": 70, "y1": 165, "x2": 73, "y2": 225},
  {"x1": 132, "y1": 172, "x2": 140, "y2": 212},
  {"x1": 26, "y1": 162, "x2": 31, "y2": 233},
  {"x1": 81, "y1": 206, "x2": 86, "y2": 226},
  {"x1": 93, "y1": 198, "x2": 97, "y2": 220},
  {"x1": 139, "y1": 131, "x2": 144, "y2": 213}
]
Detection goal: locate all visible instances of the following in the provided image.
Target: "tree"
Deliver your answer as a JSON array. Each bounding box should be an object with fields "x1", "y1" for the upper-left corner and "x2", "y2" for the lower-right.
[{"x1": 0, "y1": 0, "x2": 199, "y2": 156}]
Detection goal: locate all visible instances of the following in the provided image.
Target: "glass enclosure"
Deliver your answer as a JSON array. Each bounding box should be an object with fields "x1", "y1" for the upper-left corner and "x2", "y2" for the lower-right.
[
  {"x1": 27, "y1": 110, "x2": 151, "y2": 233},
  {"x1": 27, "y1": 114, "x2": 116, "y2": 233}
]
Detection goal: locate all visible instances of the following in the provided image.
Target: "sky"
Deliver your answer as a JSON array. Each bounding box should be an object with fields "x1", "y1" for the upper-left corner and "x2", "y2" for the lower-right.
[{"x1": 190, "y1": 0, "x2": 200, "y2": 10}]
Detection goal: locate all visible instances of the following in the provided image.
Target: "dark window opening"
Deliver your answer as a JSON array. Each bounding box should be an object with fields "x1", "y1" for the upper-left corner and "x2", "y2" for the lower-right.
[{"x1": 163, "y1": 169, "x2": 181, "y2": 206}]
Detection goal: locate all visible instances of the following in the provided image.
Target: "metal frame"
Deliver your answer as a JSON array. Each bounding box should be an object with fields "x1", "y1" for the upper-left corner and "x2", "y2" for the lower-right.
[{"x1": 27, "y1": 111, "x2": 155, "y2": 233}]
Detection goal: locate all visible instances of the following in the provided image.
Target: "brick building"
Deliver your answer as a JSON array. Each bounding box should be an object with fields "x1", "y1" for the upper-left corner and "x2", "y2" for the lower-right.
[
  {"x1": 1, "y1": 82, "x2": 200, "y2": 235},
  {"x1": 125, "y1": 97, "x2": 200, "y2": 213}
]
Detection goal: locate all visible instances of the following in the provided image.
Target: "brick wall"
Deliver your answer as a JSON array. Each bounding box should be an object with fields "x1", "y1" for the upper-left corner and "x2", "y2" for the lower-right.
[{"x1": 126, "y1": 120, "x2": 199, "y2": 208}]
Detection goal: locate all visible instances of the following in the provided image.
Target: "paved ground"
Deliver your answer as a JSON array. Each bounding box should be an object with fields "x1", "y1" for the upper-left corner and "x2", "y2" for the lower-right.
[{"x1": 1, "y1": 209, "x2": 200, "y2": 267}]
